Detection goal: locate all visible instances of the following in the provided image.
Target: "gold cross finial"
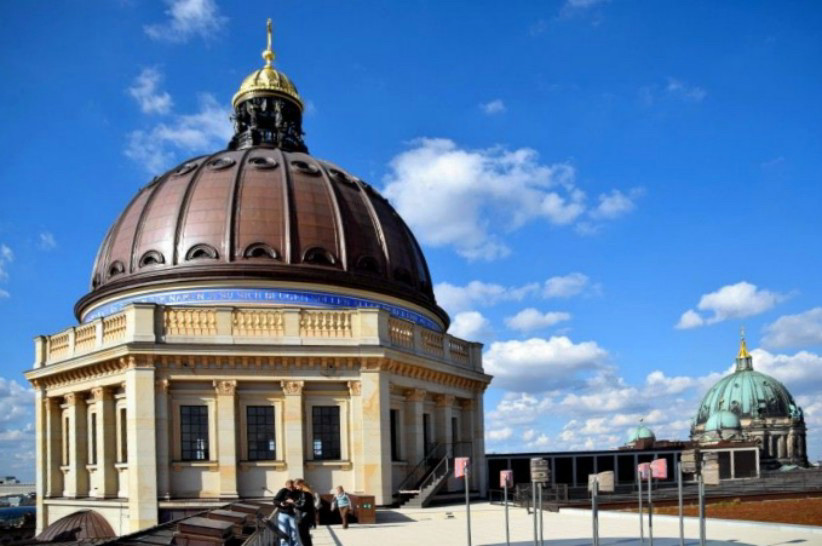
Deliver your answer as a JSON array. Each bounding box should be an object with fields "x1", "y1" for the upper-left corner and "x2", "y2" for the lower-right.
[
  {"x1": 262, "y1": 18, "x2": 275, "y2": 67},
  {"x1": 737, "y1": 325, "x2": 751, "y2": 359}
]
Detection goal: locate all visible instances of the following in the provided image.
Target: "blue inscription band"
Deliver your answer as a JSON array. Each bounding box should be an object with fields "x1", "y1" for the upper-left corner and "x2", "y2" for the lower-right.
[{"x1": 83, "y1": 287, "x2": 442, "y2": 331}]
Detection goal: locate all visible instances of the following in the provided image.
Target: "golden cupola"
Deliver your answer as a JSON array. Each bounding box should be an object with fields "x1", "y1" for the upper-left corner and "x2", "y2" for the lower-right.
[{"x1": 231, "y1": 18, "x2": 303, "y2": 110}]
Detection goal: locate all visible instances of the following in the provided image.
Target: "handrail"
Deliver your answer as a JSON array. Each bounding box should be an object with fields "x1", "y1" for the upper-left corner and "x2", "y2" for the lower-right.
[
  {"x1": 396, "y1": 443, "x2": 446, "y2": 493},
  {"x1": 417, "y1": 455, "x2": 450, "y2": 494}
]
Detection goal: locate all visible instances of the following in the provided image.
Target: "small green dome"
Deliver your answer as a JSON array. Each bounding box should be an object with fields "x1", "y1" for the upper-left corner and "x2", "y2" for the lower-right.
[
  {"x1": 705, "y1": 410, "x2": 741, "y2": 432},
  {"x1": 695, "y1": 369, "x2": 802, "y2": 425},
  {"x1": 626, "y1": 424, "x2": 655, "y2": 444}
]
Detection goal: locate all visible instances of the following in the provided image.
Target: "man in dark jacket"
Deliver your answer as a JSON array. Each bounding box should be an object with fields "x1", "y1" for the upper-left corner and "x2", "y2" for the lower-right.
[{"x1": 273, "y1": 480, "x2": 302, "y2": 546}]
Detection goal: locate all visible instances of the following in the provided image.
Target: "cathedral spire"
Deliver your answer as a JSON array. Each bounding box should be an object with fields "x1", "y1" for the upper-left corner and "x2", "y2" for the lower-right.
[{"x1": 735, "y1": 326, "x2": 753, "y2": 371}]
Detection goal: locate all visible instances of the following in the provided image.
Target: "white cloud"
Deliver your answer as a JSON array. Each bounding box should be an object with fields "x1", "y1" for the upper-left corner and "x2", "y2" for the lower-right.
[
  {"x1": 676, "y1": 281, "x2": 787, "y2": 329},
  {"x1": 566, "y1": 0, "x2": 608, "y2": 8},
  {"x1": 486, "y1": 427, "x2": 513, "y2": 442},
  {"x1": 750, "y1": 348, "x2": 822, "y2": 394},
  {"x1": 435, "y1": 273, "x2": 595, "y2": 315},
  {"x1": 0, "y1": 244, "x2": 12, "y2": 294},
  {"x1": 448, "y1": 311, "x2": 492, "y2": 341},
  {"x1": 129, "y1": 67, "x2": 173, "y2": 115},
  {"x1": 505, "y1": 308, "x2": 571, "y2": 333},
  {"x1": 434, "y1": 280, "x2": 539, "y2": 314},
  {"x1": 144, "y1": 0, "x2": 227, "y2": 43},
  {"x1": 762, "y1": 307, "x2": 822, "y2": 349},
  {"x1": 589, "y1": 188, "x2": 643, "y2": 220},
  {"x1": 666, "y1": 78, "x2": 707, "y2": 102},
  {"x1": 487, "y1": 393, "x2": 552, "y2": 428},
  {"x1": 484, "y1": 336, "x2": 609, "y2": 392},
  {"x1": 126, "y1": 93, "x2": 232, "y2": 173},
  {"x1": 543, "y1": 272, "x2": 590, "y2": 298},
  {"x1": 480, "y1": 99, "x2": 506, "y2": 115},
  {"x1": 384, "y1": 139, "x2": 629, "y2": 260},
  {"x1": 38, "y1": 231, "x2": 57, "y2": 251}
]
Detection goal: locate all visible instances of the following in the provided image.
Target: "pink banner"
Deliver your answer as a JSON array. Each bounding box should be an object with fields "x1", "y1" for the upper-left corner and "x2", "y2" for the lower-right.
[
  {"x1": 455, "y1": 457, "x2": 470, "y2": 478},
  {"x1": 637, "y1": 462, "x2": 651, "y2": 479},
  {"x1": 500, "y1": 470, "x2": 513, "y2": 488},
  {"x1": 651, "y1": 458, "x2": 668, "y2": 479}
]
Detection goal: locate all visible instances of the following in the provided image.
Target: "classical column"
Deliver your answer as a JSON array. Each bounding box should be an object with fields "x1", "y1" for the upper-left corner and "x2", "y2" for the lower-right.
[
  {"x1": 281, "y1": 380, "x2": 305, "y2": 479},
  {"x1": 155, "y1": 379, "x2": 171, "y2": 499},
  {"x1": 360, "y1": 362, "x2": 392, "y2": 504},
  {"x1": 777, "y1": 434, "x2": 786, "y2": 459},
  {"x1": 65, "y1": 392, "x2": 89, "y2": 498},
  {"x1": 434, "y1": 394, "x2": 455, "y2": 455},
  {"x1": 125, "y1": 359, "x2": 158, "y2": 532},
  {"x1": 214, "y1": 380, "x2": 239, "y2": 499},
  {"x1": 470, "y1": 394, "x2": 488, "y2": 494},
  {"x1": 34, "y1": 388, "x2": 46, "y2": 533},
  {"x1": 404, "y1": 389, "x2": 425, "y2": 465},
  {"x1": 787, "y1": 431, "x2": 795, "y2": 459},
  {"x1": 44, "y1": 397, "x2": 63, "y2": 499},
  {"x1": 348, "y1": 381, "x2": 365, "y2": 492},
  {"x1": 91, "y1": 387, "x2": 117, "y2": 498}
]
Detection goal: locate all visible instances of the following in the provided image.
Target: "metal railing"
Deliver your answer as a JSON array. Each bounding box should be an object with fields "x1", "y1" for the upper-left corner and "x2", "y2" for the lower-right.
[
  {"x1": 418, "y1": 455, "x2": 451, "y2": 495},
  {"x1": 397, "y1": 443, "x2": 447, "y2": 494}
]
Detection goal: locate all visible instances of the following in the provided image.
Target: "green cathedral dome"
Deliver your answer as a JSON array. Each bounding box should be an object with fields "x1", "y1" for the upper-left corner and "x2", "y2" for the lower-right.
[
  {"x1": 694, "y1": 336, "x2": 803, "y2": 426},
  {"x1": 626, "y1": 424, "x2": 655, "y2": 444}
]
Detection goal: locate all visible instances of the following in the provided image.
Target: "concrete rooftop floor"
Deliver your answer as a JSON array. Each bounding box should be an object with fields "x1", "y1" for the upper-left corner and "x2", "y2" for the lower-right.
[{"x1": 304, "y1": 502, "x2": 822, "y2": 546}]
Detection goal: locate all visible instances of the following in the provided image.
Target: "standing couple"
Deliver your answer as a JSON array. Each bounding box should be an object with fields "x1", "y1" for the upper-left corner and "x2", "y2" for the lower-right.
[{"x1": 274, "y1": 480, "x2": 353, "y2": 546}]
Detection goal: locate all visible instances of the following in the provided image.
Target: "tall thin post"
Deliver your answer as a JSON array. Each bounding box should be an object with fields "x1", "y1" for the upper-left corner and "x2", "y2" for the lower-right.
[
  {"x1": 504, "y1": 483, "x2": 510, "y2": 546},
  {"x1": 677, "y1": 462, "x2": 684, "y2": 546},
  {"x1": 465, "y1": 468, "x2": 472, "y2": 546},
  {"x1": 531, "y1": 481, "x2": 539, "y2": 546},
  {"x1": 538, "y1": 485, "x2": 544, "y2": 546},
  {"x1": 592, "y1": 479, "x2": 599, "y2": 546},
  {"x1": 648, "y1": 473, "x2": 653, "y2": 546},
  {"x1": 698, "y1": 475, "x2": 706, "y2": 546},
  {"x1": 638, "y1": 471, "x2": 644, "y2": 543}
]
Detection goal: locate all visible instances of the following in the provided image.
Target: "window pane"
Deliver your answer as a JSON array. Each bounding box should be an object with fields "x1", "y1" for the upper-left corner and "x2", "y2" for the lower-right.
[
  {"x1": 312, "y1": 406, "x2": 341, "y2": 460},
  {"x1": 180, "y1": 405, "x2": 209, "y2": 461},
  {"x1": 246, "y1": 406, "x2": 276, "y2": 461}
]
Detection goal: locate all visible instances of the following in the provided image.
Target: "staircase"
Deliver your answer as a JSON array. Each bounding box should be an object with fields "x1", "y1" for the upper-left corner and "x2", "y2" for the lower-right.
[{"x1": 399, "y1": 455, "x2": 451, "y2": 508}]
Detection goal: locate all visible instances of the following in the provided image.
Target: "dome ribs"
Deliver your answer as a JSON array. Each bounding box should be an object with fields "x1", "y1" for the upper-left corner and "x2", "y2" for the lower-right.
[
  {"x1": 235, "y1": 150, "x2": 287, "y2": 262},
  {"x1": 172, "y1": 151, "x2": 225, "y2": 265},
  {"x1": 354, "y1": 179, "x2": 391, "y2": 275},
  {"x1": 129, "y1": 172, "x2": 170, "y2": 274},
  {"x1": 102, "y1": 188, "x2": 152, "y2": 280},
  {"x1": 287, "y1": 154, "x2": 340, "y2": 268},
  {"x1": 316, "y1": 161, "x2": 347, "y2": 271},
  {"x1": 225, "y1": 148, "x2": 253, "y2": 262},
  {"x1": 278, "y1": 148, "x2": 295, "y2": 264}
]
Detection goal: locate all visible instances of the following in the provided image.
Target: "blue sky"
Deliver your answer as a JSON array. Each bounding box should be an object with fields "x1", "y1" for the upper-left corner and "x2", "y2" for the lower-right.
[{"x1": 1, "y1": 1, "x2": 822, "y2": 479}]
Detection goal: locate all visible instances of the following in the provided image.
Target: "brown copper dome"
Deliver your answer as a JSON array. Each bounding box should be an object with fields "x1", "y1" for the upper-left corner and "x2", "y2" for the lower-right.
[{"x1": 75, "y1": 148, "x2": 446, "y2": 327}]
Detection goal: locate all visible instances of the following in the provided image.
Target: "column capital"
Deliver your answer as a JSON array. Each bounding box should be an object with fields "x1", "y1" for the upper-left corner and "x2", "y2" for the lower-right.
[
  {"x1": 281, "y1": 380, "x2": 304, "y2": 396},
  {"x1": 347, "y1": 381, "x2": 362, "y2": 397},
  {"x1": 434, "y1": 394, "x2": 455, "y2": 407},
  {"x1": 90, "y1": 386, "x2": 112, "y2": 402},
  {"x1": 64, "y1": 392, "x2": 79, "y2": 406},
  {"x1": 458, "y1": 398, "x2": 474, "y2": 410},
  {"x1": 155, "y1": 379, "x2": 170, "y2": 393},
  {"x1": 214, "y1": 380, "x2": 237, "y2": 396},
  {"x1": 405, "y1": 388, "x2": 426, "y2": 402}
]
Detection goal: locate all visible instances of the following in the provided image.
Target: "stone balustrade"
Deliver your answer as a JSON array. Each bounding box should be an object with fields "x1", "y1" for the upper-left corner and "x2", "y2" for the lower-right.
[{"x1": 34, "y1": 303, "x2": 483, "y2": 371}]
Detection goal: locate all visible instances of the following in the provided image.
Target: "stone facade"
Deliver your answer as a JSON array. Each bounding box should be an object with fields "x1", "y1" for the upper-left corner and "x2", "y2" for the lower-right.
[{"x1": 26, "y1": 301, "x2": 490, "y2": 534}]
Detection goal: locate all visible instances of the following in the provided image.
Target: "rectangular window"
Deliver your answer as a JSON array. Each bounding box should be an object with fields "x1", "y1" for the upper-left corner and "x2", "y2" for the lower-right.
[
  {"x1": 119, "y1": 408, "x2": 128, "y2": 463},
  {"x1": 390, "y1": 409, "x2": 401, "y2": 461},
  {"x1": 180, "y1": 405, "x2": 210, "y2": 461},
  {"x1": 89, "y1": 413, "x2": 98, "y2": 465},
  {"x1": 246, "y1": 406, "x2": 276, "y2": 461},
  {"x1": 311, "y1": 406, "x2": 341, "y2": 460}
]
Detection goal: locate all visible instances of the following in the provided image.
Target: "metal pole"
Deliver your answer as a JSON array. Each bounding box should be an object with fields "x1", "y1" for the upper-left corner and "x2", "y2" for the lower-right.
[
  {"x1": 698, "y1": 474, "x2": 705, "y2": 546},
  {"x1": 648, "y1": 473, "x2": 653, "y2": 546},
  {"x1": 677, "y1": 462, "x2": 684, "y2": 546},
  {"x1": 638, "y1": 470, "x2": 644, "y2": 543},
  {"x1": 465, "y1": 470, "x2": 472, "y2": 546},
  {"x1": 504, "y1": 483, "x2": 510, "y2": 546},
  {"x1": 539, "y1": 484, "x2": 544, "y2": 546},
  {"x1": 591, "y1": 480, "x2": 599, "y2": 546},
  {"x1": 531, "y1": 482, "x2": 539, "y2": 546}
]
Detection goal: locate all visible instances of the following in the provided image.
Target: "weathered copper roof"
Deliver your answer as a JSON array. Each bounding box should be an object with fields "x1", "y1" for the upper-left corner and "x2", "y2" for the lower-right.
[
  {"x1": 37, "y1": 510, "x2": 115, "y2": 542},
  {"x1": 76, "y1": 148, "x2": 445, "y2": 326}
]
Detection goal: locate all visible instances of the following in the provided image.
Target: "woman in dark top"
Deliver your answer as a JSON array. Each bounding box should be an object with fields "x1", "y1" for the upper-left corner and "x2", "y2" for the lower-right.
[
  {"x1": 273, "y1": 480, "x2": 302, "y2": 546},
  {"x1": 294, "y1": 479, "x2": 315, "y2": 546}
]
